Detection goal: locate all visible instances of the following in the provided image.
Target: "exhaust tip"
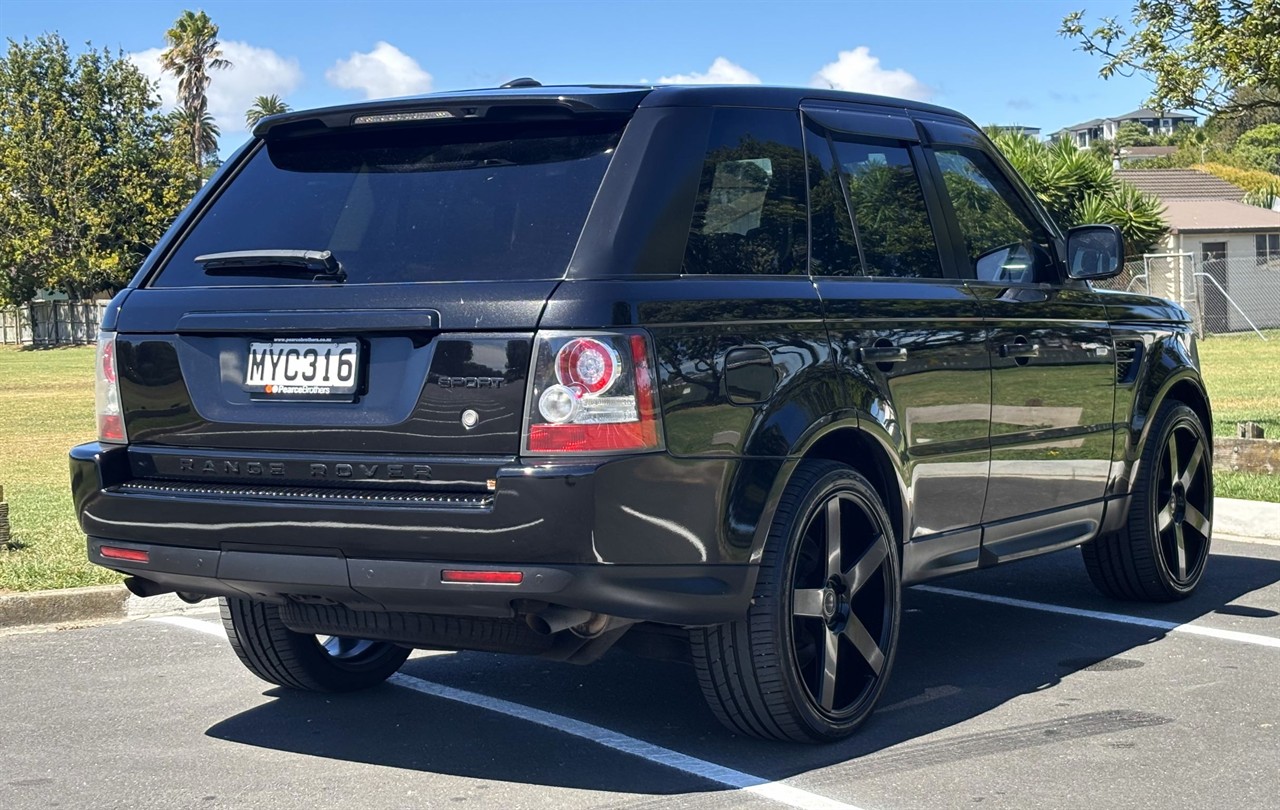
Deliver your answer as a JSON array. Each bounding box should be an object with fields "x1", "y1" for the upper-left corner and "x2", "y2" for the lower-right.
[{"x1": 123, "y1": 576, "x2": 174, "y2": 599}]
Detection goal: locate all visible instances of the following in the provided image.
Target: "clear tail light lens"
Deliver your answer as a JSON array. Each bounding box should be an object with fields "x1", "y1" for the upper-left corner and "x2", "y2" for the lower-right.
[
  {"x1": 95, "y1": 333, "x2": 127, "y2": 443},
  {"x1": 523, "y1": 331, "x2": 663, "y2": 455}
]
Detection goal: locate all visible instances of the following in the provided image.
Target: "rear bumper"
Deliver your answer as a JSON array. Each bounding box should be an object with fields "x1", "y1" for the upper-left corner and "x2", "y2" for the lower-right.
[
  {"x1": 88, "y1": 537, "x2": 752, "y2": 624},
  {"x1": 71, "y1": 442, "x2": 755, "y2": 624}
]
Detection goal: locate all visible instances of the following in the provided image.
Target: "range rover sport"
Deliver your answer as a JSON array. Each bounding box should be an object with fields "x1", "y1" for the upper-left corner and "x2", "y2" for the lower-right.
[{"x1": 70, "y1": 83, "x2": 1214, "y2": 743}]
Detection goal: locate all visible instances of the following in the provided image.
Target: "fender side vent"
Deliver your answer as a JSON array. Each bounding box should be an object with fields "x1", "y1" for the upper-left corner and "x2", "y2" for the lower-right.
[{"x1": 1116, "y1": 340, "x2": 1143, "y2": 384}]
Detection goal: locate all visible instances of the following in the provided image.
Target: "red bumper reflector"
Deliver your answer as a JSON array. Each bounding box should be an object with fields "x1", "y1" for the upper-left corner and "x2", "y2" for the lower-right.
[
  {"x1": 441, "y1": 569, "x2": 523, "y2": 584},
  {"x1": 100, "y1": 546, "x2": 149, "y2": 563}
]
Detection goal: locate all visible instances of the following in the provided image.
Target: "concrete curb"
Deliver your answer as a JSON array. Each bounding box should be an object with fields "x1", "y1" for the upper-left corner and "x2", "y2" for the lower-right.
[
  {"x1": 1216, "y1": 498, "x2": 1280, "y2": 541},
  {"x1": 0, "y1": 585, "x2": 212, "y2": 631}
]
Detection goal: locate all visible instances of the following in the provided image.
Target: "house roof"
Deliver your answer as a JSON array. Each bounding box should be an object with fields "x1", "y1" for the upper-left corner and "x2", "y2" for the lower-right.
[
  {"x1": 1113, "y1": 108, "x2": 1197, "y2": 121},
  {"x1": 1161, "y1": 199, "x2": 1280, "y2": 233},
  {"x1": 1119, "y1": 146, "x2": 1178, "y2": 157},
  {"x1": 1115, "y1": 169, "x2": 1245, "y2": 201},
  {"x1": 1062, "y1": 118, "x2": 1103, "y2": 132}
]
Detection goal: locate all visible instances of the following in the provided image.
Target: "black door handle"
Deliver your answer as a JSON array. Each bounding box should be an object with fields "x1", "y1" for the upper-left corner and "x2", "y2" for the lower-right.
[
  {"x1": 999, "y1": 342, "x2": 1041, "y2": 359},
  {"x1": 859, "y1": 346, "x2": 909, "y2": 364}
]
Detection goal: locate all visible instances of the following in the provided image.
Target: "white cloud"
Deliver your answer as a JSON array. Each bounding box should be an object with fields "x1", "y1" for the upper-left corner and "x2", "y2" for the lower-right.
[
  {"x1": 325, "y1": 42, "x2": 433, "y2": 100},
  {"x1": 129, "y1": 41, "x2": 303, "y2": 135},
  {"x1": 658, "y1": 57, "x2": 761, "y2": 85},
  {"x1": 810, "y1": 47, "x2": 931, "y2": 101}
]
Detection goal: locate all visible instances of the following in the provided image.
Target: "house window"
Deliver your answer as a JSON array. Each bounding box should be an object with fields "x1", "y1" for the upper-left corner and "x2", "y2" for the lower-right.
[{"x1": 1258, "y1": 233, "x2": 1280, "y2": 267}]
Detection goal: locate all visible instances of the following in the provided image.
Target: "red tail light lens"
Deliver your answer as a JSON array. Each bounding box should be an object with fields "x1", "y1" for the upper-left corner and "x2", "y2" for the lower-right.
[
  {"x1": 95, "y1": 333, "x2": 128, "y2": 444},
  {"x1": 523, "y1": 331, "x2": 663, "y2": 455}
]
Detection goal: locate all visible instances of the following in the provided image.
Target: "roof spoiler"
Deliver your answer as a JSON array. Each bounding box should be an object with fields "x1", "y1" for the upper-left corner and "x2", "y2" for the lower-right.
[{"x1": 253, "y1": 87, "x2": 651, "y2": 139}]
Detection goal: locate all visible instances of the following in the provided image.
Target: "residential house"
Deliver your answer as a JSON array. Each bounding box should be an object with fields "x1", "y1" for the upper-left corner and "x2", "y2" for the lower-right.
[
  {"x1": 990, "y1": 125, "x2": 1041, "y2": 138},
  {"x1": 1117, "y1": 169, "x2": 1280, "y2": 333},
  {"x1": 1055, "y1": 108, "x2": 1198, "y2": 149}
]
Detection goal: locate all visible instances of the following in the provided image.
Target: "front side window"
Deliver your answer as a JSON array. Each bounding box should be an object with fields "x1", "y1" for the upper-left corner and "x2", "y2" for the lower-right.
[
  {"x1": 1257, "y1": 233, "x2": 1280, "y2": 267},
  {"x1": 934, "y1": 148, "x2": 1055, "y2": 283},
  {"x1": 683, "y1": 108, "x2": 807, "y2": 275}
]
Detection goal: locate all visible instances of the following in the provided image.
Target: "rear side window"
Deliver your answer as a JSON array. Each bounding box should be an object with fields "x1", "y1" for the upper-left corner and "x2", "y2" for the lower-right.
[
  {"x1": 682, "y1": 109, "x2": 807, "y2": 275},
  {"x1": 151, "y1": 119, "x2": 625, "y2": 287},
  {"x1": 828, "y1": 137, "x2": 943, "y2": 279}
]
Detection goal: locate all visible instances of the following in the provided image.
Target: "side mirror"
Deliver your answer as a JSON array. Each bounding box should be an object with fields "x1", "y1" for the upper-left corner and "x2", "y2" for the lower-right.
[{"x1": 1066, "y1": 224, "x2": 1124, "y2": 280}]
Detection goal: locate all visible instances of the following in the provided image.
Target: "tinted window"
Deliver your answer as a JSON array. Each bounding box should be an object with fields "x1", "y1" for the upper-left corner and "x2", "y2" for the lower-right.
[
  {"x1": 804, "y1": 121, "x2": 860, "y2": 277},
  {"x1": 830, "y1": 138, "x2": 942, "y2": 279},
  {"x1": 934, "y1": 148, "x2": 1055, "y2": 283},
  {"x1": 152, "y1": 119, "x2": 624, "y2": 287},
  {"x1": 683, "y1": 109, "x2": 807, "y2": 275}
]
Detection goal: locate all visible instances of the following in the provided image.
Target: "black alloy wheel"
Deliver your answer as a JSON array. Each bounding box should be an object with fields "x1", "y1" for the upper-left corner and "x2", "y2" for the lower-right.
[
  {"x1": 1152, "y1": 418, "x2": 1213, "y2": 586},
  {"x1": 791, "y1": 490, "x2": 896, "y2": 718},
  {"x1": 692, "y1": 461, "x2": 901, "y2": 742},
  {"x1": 1083, "y1": 400, "x2": 1213, "y2": 601}
]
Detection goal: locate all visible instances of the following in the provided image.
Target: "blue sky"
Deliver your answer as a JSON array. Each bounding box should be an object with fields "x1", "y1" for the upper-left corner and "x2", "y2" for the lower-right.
[{"x1": 2, "y1": 0, "x2": 1159, "y2": 156}]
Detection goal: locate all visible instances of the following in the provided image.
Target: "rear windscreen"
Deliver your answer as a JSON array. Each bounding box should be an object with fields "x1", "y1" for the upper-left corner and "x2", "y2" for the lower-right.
[{"x1": 151, "y1": 119, "x2": 626, "y2": 287}]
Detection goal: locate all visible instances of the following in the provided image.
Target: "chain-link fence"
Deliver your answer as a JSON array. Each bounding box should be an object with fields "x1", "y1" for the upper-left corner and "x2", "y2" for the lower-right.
[{"x1": 1096, "y1": 252, "x2": 1278, "y2": 338}]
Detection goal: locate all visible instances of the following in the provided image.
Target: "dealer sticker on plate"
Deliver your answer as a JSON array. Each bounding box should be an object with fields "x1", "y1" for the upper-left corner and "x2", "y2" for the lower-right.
[{"x1": 244, "y1": 339, "x2": 359, "y2": 399}]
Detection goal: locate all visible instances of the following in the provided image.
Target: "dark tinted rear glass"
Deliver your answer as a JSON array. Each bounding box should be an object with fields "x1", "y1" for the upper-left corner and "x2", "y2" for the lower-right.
[{"x1": 152, "y1": 119, "x2": 625, "y2": 287}]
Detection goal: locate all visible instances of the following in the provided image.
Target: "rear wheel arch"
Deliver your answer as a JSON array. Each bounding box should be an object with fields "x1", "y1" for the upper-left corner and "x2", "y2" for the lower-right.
[{"x1": 802, "y1": 426, "x2": 907, "y2": 550}]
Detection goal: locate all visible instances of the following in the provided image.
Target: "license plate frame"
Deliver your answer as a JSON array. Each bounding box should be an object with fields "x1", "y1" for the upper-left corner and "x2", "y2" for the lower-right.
[{"x1": 244, "y1": 338, "x2": 361, "y2": 400}]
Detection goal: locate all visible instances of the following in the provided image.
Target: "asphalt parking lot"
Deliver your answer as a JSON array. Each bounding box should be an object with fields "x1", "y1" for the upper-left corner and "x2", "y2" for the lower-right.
[{"x1": 2, "y1": 536, "x2": 1277, "y2": 810}]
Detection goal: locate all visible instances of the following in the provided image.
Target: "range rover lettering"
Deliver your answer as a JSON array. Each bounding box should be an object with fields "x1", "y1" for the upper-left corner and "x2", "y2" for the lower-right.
[{"x1": 71, "y1": 82, "x2": 1213, "y2": 743}]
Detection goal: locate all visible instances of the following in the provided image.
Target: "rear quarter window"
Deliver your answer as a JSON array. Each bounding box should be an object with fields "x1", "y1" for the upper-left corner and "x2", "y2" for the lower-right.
[{"x1": 151, "y1": 119, "x2": 625, "y2": 287}]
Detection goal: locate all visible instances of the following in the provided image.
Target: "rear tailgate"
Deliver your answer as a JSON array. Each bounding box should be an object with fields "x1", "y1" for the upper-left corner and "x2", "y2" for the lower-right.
[{"x1": 111, "y1": 108, "x2": 630, "y2": 485}]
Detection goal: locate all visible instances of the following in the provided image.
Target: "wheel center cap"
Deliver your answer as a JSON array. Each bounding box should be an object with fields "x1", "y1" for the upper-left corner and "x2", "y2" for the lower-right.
[{"x1": 821, "y1": 588, "x2": 839, "y2": 620}]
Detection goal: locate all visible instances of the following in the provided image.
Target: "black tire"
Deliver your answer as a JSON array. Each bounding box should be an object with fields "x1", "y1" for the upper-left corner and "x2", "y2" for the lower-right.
[
  {"x1": 1083, "y1": 400, "x2": 1213, "y2": 601},
  {"x1": 220, "y1": 597, "x2": 410, "y2": 692},
  {"x1": 691, "y1": 460, "x2": 901, "y2": 743}
]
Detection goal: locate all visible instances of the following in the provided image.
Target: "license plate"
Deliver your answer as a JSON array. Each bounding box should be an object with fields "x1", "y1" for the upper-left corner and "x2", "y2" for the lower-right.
[{"x1": 244, "y1": 339, "x2": 359, "y2": 399}]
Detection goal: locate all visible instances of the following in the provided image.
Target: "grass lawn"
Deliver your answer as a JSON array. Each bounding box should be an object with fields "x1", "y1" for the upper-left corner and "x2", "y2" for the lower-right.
[
  {"x1": 1198, "y1": 329, "x2": 1280, "y2": 504},
  {"x1": 0, "y1": 330, "x2": 1275, "y2": 592},
  {"x1": 0, "y1": 345, "x2": 119, "y2": 592}
]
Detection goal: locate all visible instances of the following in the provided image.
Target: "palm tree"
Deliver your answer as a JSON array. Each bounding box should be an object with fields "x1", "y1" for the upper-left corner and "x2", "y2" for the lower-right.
[
  {"x1": 160, "y1": 10, "x2": 231, "y2": 171},
  {"x1": 245, "y1": 94, "x2": 289, "y2": 128},
  {"x1": 169, "y1": 107, "x2": 220, "y2": 166}
]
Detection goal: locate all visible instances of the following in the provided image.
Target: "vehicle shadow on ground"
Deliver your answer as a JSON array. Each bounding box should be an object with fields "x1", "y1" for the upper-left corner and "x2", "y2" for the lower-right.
[{"x1": 205, "y1": 548, "x2": 1280, "y2": 795}]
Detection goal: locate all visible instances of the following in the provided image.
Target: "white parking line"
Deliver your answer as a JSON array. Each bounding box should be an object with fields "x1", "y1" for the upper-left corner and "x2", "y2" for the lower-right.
[
  {"x1": 151, "y1": 615, "x2": 227, "y2": 638},
  {"x1": 914, "y1": 585, "x2": 1280, "y2": 649},
  {"x1": 150, "y1": 615, "x2": 866, "y2": 810},
  {"x1": 389, "y1": 673, "x2": 865, "y2": 810}
]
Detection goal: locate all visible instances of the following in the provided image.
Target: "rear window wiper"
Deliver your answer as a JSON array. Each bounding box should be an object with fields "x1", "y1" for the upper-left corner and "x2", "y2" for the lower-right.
[{"x1": 195, "y1": 249, "x2": 345, "y2": 281}]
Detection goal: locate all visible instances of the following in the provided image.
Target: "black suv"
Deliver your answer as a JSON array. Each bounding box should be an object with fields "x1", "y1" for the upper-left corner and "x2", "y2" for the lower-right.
[{"x1": 71, "y1": 84, "x2": 1214, "y2": 743}]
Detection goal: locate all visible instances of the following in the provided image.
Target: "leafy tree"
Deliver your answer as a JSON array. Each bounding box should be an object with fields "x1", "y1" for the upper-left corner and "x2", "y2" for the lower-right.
[
  {"x1": 990, "y1": 133, "x2": 1167, "y2": 255},
  {"x1": 0, "y1": 35, "x2": 193, "y2": 304},
  {"x1": 245, "y1": 94, "x2": 289, "y2": 128},
  {"x1": 160, "y1": 10, "x2": 231, "y2": 173},
  {"x1": 1061, "y1": 1, "x2": 1280, "y2": 119},
  {"x1": 1115, "y1": 121, "x2": 1159, "y2": 147},
  {"x1": 1232, "y1": 123, "x2": 1280, "y2": 173}
]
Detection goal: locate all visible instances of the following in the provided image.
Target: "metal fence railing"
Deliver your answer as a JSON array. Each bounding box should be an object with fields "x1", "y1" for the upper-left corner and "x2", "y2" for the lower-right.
[
  {"x1": 0, "y1": 300, "x2": 109, "y2": 347},
  {"x1": 1096, "y1": 253, "x2": 1278, "y2": 339}
]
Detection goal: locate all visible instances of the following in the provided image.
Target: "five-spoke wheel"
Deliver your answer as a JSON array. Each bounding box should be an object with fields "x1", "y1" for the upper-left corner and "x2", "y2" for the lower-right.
[
  {"x1": 692, "y1": 460, "x2": 900, "y2": 742},
  {"x1": 1083, "y1": 400, "x2": 1213, "y2": 601}
]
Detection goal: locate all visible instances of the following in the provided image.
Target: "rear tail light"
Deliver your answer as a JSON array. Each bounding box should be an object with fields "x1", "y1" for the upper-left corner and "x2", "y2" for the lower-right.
[
  {"x1": 523, "y1": 331, "x2": 663, "y2": 455},
  {"x1": 95, "y1": 333, "x2": 127, "y2": 444}
]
